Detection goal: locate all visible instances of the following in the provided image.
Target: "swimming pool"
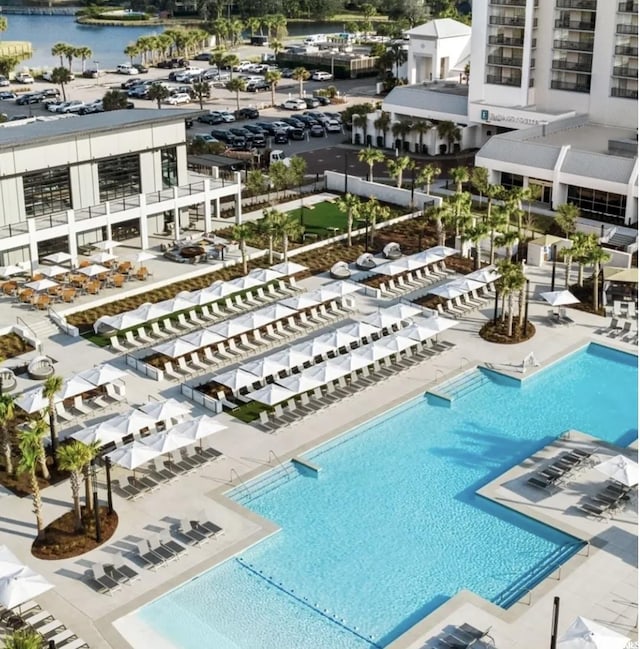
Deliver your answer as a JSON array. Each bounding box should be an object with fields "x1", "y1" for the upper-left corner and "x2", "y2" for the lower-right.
[{"x1": 134, "y1": 344, "x2": 637, "y2": 649}]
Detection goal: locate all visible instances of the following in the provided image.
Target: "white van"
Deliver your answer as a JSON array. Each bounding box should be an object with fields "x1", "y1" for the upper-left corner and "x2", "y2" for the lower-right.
[
  {"x1": 116, "y1": 63, "x2": 138, "y2": 75},
  {"x1": 304, "y1": 34, "x2": 328, "y2": 45}
]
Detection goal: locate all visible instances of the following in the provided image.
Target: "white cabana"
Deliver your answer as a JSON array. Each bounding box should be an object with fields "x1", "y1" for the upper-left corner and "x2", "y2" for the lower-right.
[
  {"x1": 201, "y1": 282, "x2": 236, "y2": 300},
  {"x1": 306, "y1": 361, "x2": 347, "y2": 384},
  {"x1": 428, "y1": 284, "x2": 465, "y2": 299},
  {"x1": 466, "y1": 267, "x2": 501, "y2": 283},
  {"x1": 226, "y1": 275, "x2": 262, "y2": 291},
  {"x1": 558, "y1": 616, "x2": 630, "y2": 649},
  {"x1": 0, "y1": 566, "x2": 54, "y2": 609},
  {"x1": 108, "y1": 410, "x2": 158, "y2": 435},
  {"x1": 316, "y1": 330, "x2": 359, "y2": 349},
  {"x1": 277, "y1": 372, "x2": 323, "y2": 393},
  {"x1": 142, "y1": 430, "x2": 191, "y2": 454},
  {"x1": 79, "y1": 364, "x2": 127, "y2": 387},
  {"x1": 94, "y1": 311, "x2": 145, "y2": 333},
  {"x1": 152, "y1": 338, "x2": 197, "y2": 359},
  {"x1": 595, "y1": 455, "x2": 639, "y2": 487},
  {"x1": 214, "y1": 367, "x2": 259, "y2": 391},
  {"x1": 372, "y1": 258, "x2": 423, "y2": 276},
  {"x1": 57, "y1": 375, "x2": 95, "y2": 401},
  {"x1": 255, "y1": 303, "x2": 298, "y2": 322},
  {"x1": 26, "y1": 278, "x2": 58, "y2": 292},
  {"x1": 427, "y1": 245, "x2": 458, "y2": 258},
  {"x1": 42, "y1": 252, "x2": 72, "y2": 264},
  {"x1": 329, "y1": 354, "x2": 369, "y2": 373},
  {"x1": 140, "y1": 398, "x2": 190, "y2": 423},
  {"x1": 271, "y1": 261, "x2": 308, "y2": 275},
  {"x1": 37, "y1": 265, "x2": 67, "y2": 278},
  {"x1": 291, "y1": 338, "x2": 336, "y2": 358},
  {"x1": 0, "y1": 265, "x2": 25, "y2": 278},
  {"x1": 540, "y1": 290, "x2": 580, "y2": 307},
  {"x1": 79, "y1": 264, "x2": 109, "y2": 277},
  {"x1": 244, "y1": 356, "x2": 290, "y2": 378},
  {"x1": 448, "y1": 277, "x2": 486, "y2": 294},
  {"x1": 245, "y1": 384, "x2": 298, "y2": 406},
  {"x1": 380, "y1": 303, "x2": 424, "y2": 320},
  {"x1": 402, "y1": 321, "x2": 439, "y2": 342},
  {"x1": 247, "y1": 268, "x2": 283, "y2": 283},
  {"x1": 131, "y1": 302, "x2": 172, "y2": 323},
  {"x1": 336, "y1": 321, "x2": 380, "y2": 339},
  {"x1": 233, "y1": 311, "x2": 275, "y2": 332},
  {"x1": 89, "y1": 251, "x2": 116, "y2": 265},
  {"x1": 157, "y1": 295, "x2": 196, "y2": 314},
  {"x1": 315, "y1": 280, "x2": 362, "y2": 298},
  {"x1": 269, "y1": 347, "x2": 313, "y2": 369},
  {"x1": 94, "y1": 239, "x2": 117, "y2": 250},
  {"x1": 413, "y1": 315, "x2": 459, "y2": 333},
  {"x1": 377, "y1": 334, "x2": 416, "y2": 353},
  {"x1": 351, "y1": 344, "x2": 387, "y2": 363},
  {"x1": 182, "y1": 289, "x2": 217, "y2": 307},
  {"x1": 15, "y1": 388, "x2": 47, "y2": 414},
  {"x1": 412, "y1": 250, "x2": 444, "y2": 264},
  {"x1": 360, "y1": 311, "x2": 404, "y2": 330},
  {"x1": 106, "y1": 441, "x2": 160, "y2": 470},
  {"x1": 280, "y1": 294, "x2": 321, "y2": 310},
  {"x1": 0, "y1": 546, "x2": 26, "y2": 579},
  {"x1": 71, "y1": 421, "x2": 125, "y2": 447},
  {"x1": 182, "y1": 328, "x2": 225, "y2": 349},
  {"x1": 170, "y1": 415, "x2": 226, "y2": 441},
  {"x1": 210, "y1": 319, "x2": 253, "y2": 338},
  {"x1": 127, "y1": 250, "x2": 156, "y2": 263}
]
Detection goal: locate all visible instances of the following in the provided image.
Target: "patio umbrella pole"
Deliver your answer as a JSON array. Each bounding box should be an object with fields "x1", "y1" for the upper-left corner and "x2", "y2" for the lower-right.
[
  {"x1": 550, "y1": 596, "x2": 560, "y2": 649},
  {"x1": 105, "y1": 457, "x2": 113, "y2": 515},
  {"x1": 90, "y1": 459, "x2": 101, "y2": 543}
]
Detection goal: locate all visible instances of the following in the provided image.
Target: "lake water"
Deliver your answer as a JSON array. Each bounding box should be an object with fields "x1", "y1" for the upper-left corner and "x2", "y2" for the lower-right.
[{"x1": 3, "y1": 15, "x2": 345, "y2": 70}]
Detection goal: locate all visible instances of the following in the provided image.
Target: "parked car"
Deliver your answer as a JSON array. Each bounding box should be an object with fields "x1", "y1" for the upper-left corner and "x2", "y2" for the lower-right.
[
  {"x1": 271, "y1": 120, "x2": 294, "y2": 132},
  {"x1": 42, "y1": 70, "x2": 75, "y2": 82},
  {"x1": 280, "y1": 67, "x2": 293, "y2": 78},
  {"x1": 16, "y1": 93, "x2": 42, "y2": 105},
  {"x1": 191, "y1": 134, "x2": 219, "y2": 144},
  {"x1": 309, "y1": 124, "x2": 325, "y2": 137},
  {"x1": 289, "y1": 128, "x2": 305, "y2": 141},
  {"x1": 165, "y1": 92, "x2": 191, "y2": 105},
  {"x1": 198, "y1": 111, "x2": 224, "y2": 125},
  {"x1": 136, "y1": 64, "x2": 149, "y2": 73},
  {"x1": 59, "y1": 100, "x2": 85, "y2": 113},
  {"x1": 325, "y1": 119, "x2": 341, "y2": 133},
  {"x1": 244, "y1": 124, "x2": 266, "y2": 135},
  {"x1": 281, "y1": 117, "x2": 304, "y2": 129},
  {"x1": 235, "y1": 107, "x2": 259, "y2": 120},
  {"x1": 246, "y1": 80, "x2": 269, "y2": 92},
  {"x1": 303, "y1": 96, "x2": 321, "y2": 108},
  {"x1": 0, "y1": 76, "x2": 9, "y2": 87},
  {"x1": 185, "y1": 117, "x2": 193, "y2": 129},
  {"x1": 194, "y1": 52, "x2": 211, "y2": 61},
  {"x1": 218, "y1": 110, "x2": 235, "y2": 122},
  {"x1": 121, "y1": 77, "x2": 142, "y2": 89},
  {"x1": 157, "y1": 58, "x2": 188, "y2": 68},
  {"x1": 315, "y1": 95, "x2": 331, "y2": 106},
  {"x1": 116, "y1": 63, "x2": 138, "y2": 75},
  {"x1": 41, "y1": 88, "x2": 60, "y2": 98},
  {"x1": 250, "y1": 134, "x2": 266, "y2": 147},
  {"x1": 311, "y1": 71, "x2": 333, "y2": 81},
  {"x1": 128, "y1": 85, "x2": 149, "y2": 98},
  {"x1": 0, "y1": 91, "x2": 16, "y2": 100},
  {"x1": 281, "y1": 98, "x2": 306, "y2": 110},
  {"x1": 273, "y1": 130, "x2": 288, "y2": 144},
  {"x1": 14, "y1": 72, "x2": 34, "y2": 84},
  {"x1": 78, "y1": 100, "x2": 103, "y2": 115},
  {"x1": 255, "y1": 121, "x2": 277, "y2": 135},
  {"x1": 83, "y1": 69, "x2": 100, "y2": 78}
]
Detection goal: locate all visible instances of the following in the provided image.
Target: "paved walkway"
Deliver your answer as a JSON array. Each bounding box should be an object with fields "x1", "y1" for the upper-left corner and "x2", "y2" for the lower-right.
[{"x1": 0, "y1": 258, "x2": 636, "y2": 649}]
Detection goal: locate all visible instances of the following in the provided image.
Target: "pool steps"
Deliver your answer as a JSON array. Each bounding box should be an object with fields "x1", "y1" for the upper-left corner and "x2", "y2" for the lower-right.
[
  {"x1": 292, "y1": 456, "x2": 321, "y2": 475},
  {"x1": 236, "y1": 557, "x2": 383, "y2": 648},
  {"x1": 492, "y1": 540, "x2": 584, "y2": 608},
  {"x1": 426, "y1": 369, "x2": 491, "y2": 406}
]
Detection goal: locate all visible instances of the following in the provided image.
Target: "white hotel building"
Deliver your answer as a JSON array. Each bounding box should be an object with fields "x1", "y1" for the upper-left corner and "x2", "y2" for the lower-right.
[
  {"x1": 0, "y1": 110, "x2": 242, "y2": 266},
  {"x1": 364, "y1": 4, "x2": 638, "y2": 225}
]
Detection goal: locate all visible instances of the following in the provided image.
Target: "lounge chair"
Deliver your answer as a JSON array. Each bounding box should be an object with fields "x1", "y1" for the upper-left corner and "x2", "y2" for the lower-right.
[
  {"x1": 176, "y1": 313, "x2": 193, "y2": 332},
  {"x1": 558, "y1": 307, "x2": 575, "y2": 325},
  {"x1": 194, "y1": 513, "x2": 224, "y2": 538},
  {"x1": 147, "y1": 536, "x2": 178, "y2": 563},
  {"x1": 150, "y1": 321, "x2": 169, "y2": 340},
  {"x1": 124, "y1": 331, "x2": 143, "y2": 348},
  {"x1": 114, "y1": 478, "x2": 143, "y2": 501},
  {"x1": 35, "y1": 620, "x2": 65, "y2": 638},
  {"x1": 23, "y1": 610, "x2": 53, "y2": 628},
  {"x1": 167, "y1": 449, "x2": 197, "y2": 474},
  {"x1": 72, "y1": 395, "x2": 91, "y2": 416},
  {"x1": 163, "y1": 361, "x2": 182, "y2": 382},
  {"x1": 44, "y1": 630, "x2": 76, "y2": 646},
  {"x1": 174, "y1": 518, "x2": 209, "y2": 546},
  {"x1": 87, "y1": 564, "x2": 122, "y2": 595},
  {"x1": 578, "y1": 502, "x2": 610, "y2": 518},
  {"x1": 105, "y1": 562, "x2": 140, "y2": 585},
  {"x1": 527, "y1": 475, "x2": 559, "y2": 491},
  {"x1": 156, "y1": 533, "x2": 189, "y2": 559},
  {"x1": 188, "y1": 310, "x2": 207, "y2": 327},
  {"x1": 255, "y1": 410, "x2": 277, "y2": 433}
]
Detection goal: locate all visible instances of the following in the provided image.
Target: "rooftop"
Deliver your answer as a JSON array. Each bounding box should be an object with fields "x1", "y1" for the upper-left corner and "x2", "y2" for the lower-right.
[
  {"x1": 407, "y1": 18, "x2": 471, "y2": 39},
  {"x1": 384, "y1": 85, "x2": 468, "y2": 117},
  {"x1": 528, "y1": 123, "x2": 637, "y2": 156}
]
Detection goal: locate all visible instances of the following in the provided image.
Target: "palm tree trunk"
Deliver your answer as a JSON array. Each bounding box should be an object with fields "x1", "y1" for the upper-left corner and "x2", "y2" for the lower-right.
[
  {"x1": 564, "y1": 255, "x2": 572, "y2": 288},
  {"x1": 500, "y1": 291, "x2": 507, "y2": 322},
  {"x1": 507, "y1": 293, "x2": 514, "y2": 337},
  {"x1": 47, "y1": 402, "x2": 57, "y2": 468},
  {"x1": 83, "y1": 466, "x2": 93, "y2": 513},
  {"x1": 267, "y1": 235, "x2": 274, "y2": 264},
  {"x1": 475, "y1": 244, "x2": 481, "y2": 270},
  {"x1": 369, "y1": 217, "x2": 376, "y2": 247},
  {"x1": 347, "y1": 212, "x2": 353, "y2": 246},
  {"x1": 578, "y1": 263, "x2": 584, "y2": 287},
  {"x1": 518, "y1": 285, "x2": 526, "y2": 329},
  {"x1": 489, "y1": 233, "x2": 496, "y2": 265},
  {"x1": 241, "y1": 241, "x2": 247, "y2": 274},
  {"x1": 30, "y1": 471, "x2": 45, "y2": 542},
  {"x1": 593, "y1": 264, "x2": 599, "y2": 311},
  {"x1": 38, "y1": 447, "x2": 50, "y2": 480},
  {"x1": 368, "y1": 163, "x2": 373, "y2": 182},
  {"x1": 283, "y1": 234, "x2": 289, "y2": 261},
  {"x1": 2, "y1": 433, "x2": 12, "y2": 476},
  {"x1": 70, "y1": 473, "x2": 83, "y2": 532}
]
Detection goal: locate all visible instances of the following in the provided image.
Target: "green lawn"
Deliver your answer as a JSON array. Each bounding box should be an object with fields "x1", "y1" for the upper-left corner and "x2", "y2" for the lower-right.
[{"x1": 285, "y1": 201, "x2": 350, "y2": 236}]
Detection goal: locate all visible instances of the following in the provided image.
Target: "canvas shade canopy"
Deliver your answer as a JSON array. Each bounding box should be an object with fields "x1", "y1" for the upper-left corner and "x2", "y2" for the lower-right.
[
  {"x1": 169, "y1": 415, "x2": 226, "y2": 441},
  {"x1": 226, "y1": 275, "x2": 262, "y2": 291},
  {"x1": 156, "y1": 295, "x2": 196, "y2": 314},
  {"x1": 246, "y1": 268, "x2": 283, "y2": 283},
  {"x1": 426, "y1": 245, "x2": 458, "y2": 258},
  {"x1": 254, "y1": 303, "x2": 298, "y2": 322},
  {"x1": 371, "y1": 258, "x2": 423, "y2": 276},
  {"x1": 79, "y1": 364, "x2": 127, "y2": 387},
  {"x1": 214, "y1": 367, "x2": 260, "y2": 391},
  {"x1": 329, "y1": 353, "x2": 370, "y2": 373},
  {"x1": 271, "y1": 261, "x2": 308, "y2": 275},
  {"x1": 315, "y1": 330, "x2": 360, "y2": 349},
  {"x1": 540, "y1": 290, "x2": 580, "y2": 306},
  {"x1": 595, "y1": 454, "x2": 639, "y2": 487},
  {"x1": 42, "y1": 252, "x2": 72, "y2": 264},
  {"x1": 305, "y1": 360, "x2": 348, "y2": 384},
  {"x1": 89, "y1": 251, "x2": 116, "y2": 264},
  {"x1": 233, "y1": 311, "x2": 275, "y2": 332},
  {"x1": 70, "y1": 421, "x2": 125, "y2": 447},
  {"x1": 182, "y1": 328, "x2": 225, "y2": 349},
  {"x1": 412, "y1": 250, "x2": 444, "y2": 264},
  {"x1": 107, "y1": 410, "x2": 157, "y2": 435},
  {"x1": 245, "y1": 383, "x2": 298, "y2": 406},
  {"x1": 131, "y1": 302, "x2": 172, "y2": 323},
  {"x1": 376, "y1": 334, "x2": 416, "y2": 353},
  {"x1": 152, "y1": 338, "x2": 198, "y2": 359},
  {"x1": 351, "y1": 344, "x2": 388, "y2": 363},
  {"x1": 401, "y1": 321, "x2": 439, "y2": 342},
  {"x1": 244, "y1": 355, "x2": 290, "y2": 378},
  {"x1": 0, "y1": 566, "x2": 54, "y2": 609},
  {"x1": 94, "y1": 239, "x2": 118, "y2": 250},
  {"x1": 182, "y1": 289, "x2": 219, "y2": 307},
  {"x1": 201, "y1": 282, "x2": 236, "y2": 300},
  {"x1": 93, "y1": 311, "x2": 146, "y2": 334},
  {"x1": 79, "y1": 264, "x2": 109, "y2": 277},
  {"x1": 380, "y1": 303, "x2": 424, "y2": 320},
  {"x1": 15, "y1": 388, "x2": 48, "y2": 414},
  {"x1": 360, "y1": 310, "x2": 408, "y2": 329},
  {"x1": 210, "y1": 319, "x2": 252, "y2": 338},
  {"x1": 428, "y1": 283, "x2": 465, "y2": 299},
  {"x1": 57, "y1": 375, "x2": 95, "y2": 401},
  {"x1": 37, "y1": 265, "x2": 67, "y2": 278},
  {"x1": 603, "y1": 267, "x2": 638, "y2": 283},
  {"x1": 105, "y1": 441, "x2": 160, "y2": 470},
  {"x1": 280, "y1": 293, "x2": 321, "y2": 310},
  {"x1": 317, "y1": 280, "x2": 362, "y2": 298},
  {"x1": 447, "y1": 278, "x2": 486, "y2": 294},
  {"x1": 267, "y1": 347, "x2": 313, "y2": 369},
  {"x1": 413, "y1": 315, "x2": 458, "y2": 333},
  {"x1": 335, "y1": 321, "x2": 380, "y2": 339},
  {"x1": 0, "y1": 546, "x2": 26, "y2": 579},
  {"x1": 26, "y1": 278, "x2": 58, "y2": 292},
  {"x1": 0, "y1": 265, "x2": 25, "y2": 277},
  {"x1": 276, "y1": 372, "x2": 324, "y2": 393},
  {"x1": 140, "y1": 398, "x2": 190, "y2": 423},
  {"x1": 466, "y1": 267, "x2": 501, "y2": 283},
  {"x1": 126, "y1": 250, "x2": 156, "y2": 263},
  {"x1": 142, "y1": 430, "x2": 191, "y2": 454},
  {"x1": 557, "y1": 616, "x2": 630, "y2": 649},
  {"x1": 291, "y1": 338, "x2": 337, "y2": 358}
]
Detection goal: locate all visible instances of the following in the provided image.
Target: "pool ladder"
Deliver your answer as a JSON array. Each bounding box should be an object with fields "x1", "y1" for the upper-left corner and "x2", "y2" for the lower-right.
[
  {"x1": 229, "y1": 468, "x2": 251, "y2": 501},
  {"x1": 269, "y1": 449, "x2": 292, "y2": 481}
]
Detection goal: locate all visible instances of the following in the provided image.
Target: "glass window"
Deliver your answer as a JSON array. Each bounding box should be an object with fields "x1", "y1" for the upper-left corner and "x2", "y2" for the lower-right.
[
  {"x1": 161, "y1": 146, "x2": 178, "y2": 188},
  {"x1": 97, "y1": 153, "x2": 141, "y2": 202},
  {"x1": 567, "y1": 185, "x2": 627, "y2": 221},
  {"x1": 501, "y1": 172, "x2": 524, "y2": 188},
  {"x1": 23, "y1": 166, "x2": 71, "y2": 217}
]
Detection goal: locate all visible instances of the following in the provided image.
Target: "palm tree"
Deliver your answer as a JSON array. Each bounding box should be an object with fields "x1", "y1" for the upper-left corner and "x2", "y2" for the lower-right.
[
  {"x1": 4, "y1": 628, "x2": 43, "y2": 649},
  {"x1": 573, "y1": 232, "x2": 598, "y2": 287},
  {"x1": 81, "y1": 440, "x2": 99, "y2": 514},
  {"x1": 436, "y1": 120, "x2": 462, "y2": 154},
  {"x1": 391, "y1": 119, "x2": 412, "y2": 151},
  {"x1": 231, "y1": 223, "x2": 254, "y2": 274},
  {"x1": 0, "y1": 394, "x2": 15, "y2": 476},
  {"x1": 245, "y1": 17, "x2": 260, "y2": 36},
  {"x1": 17, "y1": 424, "x2": 47, "y2": 542},
  {"x1": 51, "y1": 42, "x2": 69, "y2": 68},
  {"x1": 386, "y1": 155, "x2": 411, "y2": 188},
  {"x1": 64, "y1": 45, "x2": 76, "y2": 72},
  {"x1": 484, "y1": 183, "x2": 503, "y2": 223},
  {"x1": 488, "y1": 206, "x2": 509, "y2": 265},
  {"x1": 225, "y1": 77, "x2": 246, "y2": 111},
  {"x1": 447, "y1": 191, "x2": 472, "y2": 237},
  {"x1": 522, "y1": 183, "x2": 542, "y2": 235},
  {"x1": 258, "y1": 208, "x2": 280, "y2": 263},
  {"x1": 191, "y1": 81, "x2": 210, "y2": 109},
  {"x1": 0, "y1": 16, "x2": 7, "y2": 34},
  {"x1": 292, "y1": 67, "x2": 310, "y2": 97},
  {"x1": 416, "y1": 163, "x2": 441, "y2": 196},
  {"x1": 373, "y1": 110, "x2": 391, "y2": 147},
  {"x1": 352, "y1": 113, "x2": 369, "y2": 144},
  {"x1": 426, "y1": 204, "x2": 450, "y2": 246},
  {"x1": 43, "y1": 375, "x2": 62, "y2": 465},
  {"x1": 224, "y1": 54, "x2": 240, "y2": 78},
  {"x1": 75, "y1": 45, "x2": 92, "y2": 72},
  {"x1": 271, "y1": 38, "x2": 283, "y2": 57},
  {"x1": 358, "y1": 147, "x2": 385, "y2": 182},
  {"x1": 29, "y1": 418, "x2": 50, "y2": 480},
  {"x1": 412, "y1": 119, "x2": 432, "y2": 154},
  {"x1": 496, "y1": 260, "x2": 526, "y2": 336},
  {"x1": 124, "y1": 43, "x2": 140, "y2": 65},
  {"x1": 555, "y1": 202, "x2": 580, "y2": 238},
  {"x1": 265, "y1": 69, "x2": 281, "y2": 108},
  {"x1": 57, "y1": 441, "x2": 92, "y2": 532},
  {"x1": 470, "y1": 166, "x2": 489, "y2": 204},
  {"x1": 274, "y1": 213, "x2": 303, "y2": 261},
  {"x1": 246, "y1": 169, "x2": 267, "y2": 203},
  {"x1": 147, "y1": 84, "x2": 170, "y2": 109},
  {"x1": 335, "y1": 193, "x2": 362, "y2": 246},
  {"x1": 51, "y1": 66, "x2": 72, "y2": 102},
  {"x1": 584, "y1": 246, "x2": 611, "y2": 312},
  {"x1": 495, "y1": 229, "x2": 519, "y2": 261},
  {"x1": 450, "y1": 166, "x2": 469, "y2": 194},
  {"x1": 102, "y1": 89, "x2": 129, "y2": 111},
  {"x1": 464, "y1": 223, "x2": 489, "y2": 270}
]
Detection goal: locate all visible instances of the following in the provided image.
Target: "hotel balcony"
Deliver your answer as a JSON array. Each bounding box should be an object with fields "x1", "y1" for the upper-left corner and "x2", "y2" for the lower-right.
[
  {"x1": 617, "y1": 24, "x2": 639, "y2": 35},
  {"x1": 489, "y1": 0, "x2": 526, "y2": 5},
  {"x1": 615, "y1": 44, "x2": 639, "y2": 56},
  {"x1": 550, "y1": 79, "x2": 591, "y2": 93},
  {"x1": 553, "y1": 39, "x2": 594, "y2": 51},
  {"x1": 488, "y1": 35, "x2": 525, "y2": 47},
  {"x1": 612, "y1": 66, "x2": 639, "y2": 78},
  {"x1": 556, "y1": 0, "x2": 596, "y2": 8},
  {"x1": 611, "y1": 86, "x2": 638, "y2": 98},
  {"x1": 489, "y1": 15, "x2": 527, "y2": 27},
  {"x1": 552, "y1": 59, "x2": 592, "y2": 72},
  {"x1": 554, "y1": 19, "x2": 596, "y2": 31},
  {"x1": 618, "y1": 1, "x2": 638, "y2": 12},
  {"x1": 486, "y1": 74, "x2": 522, "y2": 87},
  {"x1": 487, "y1": 55, "x2": 524, "y2": 68}
]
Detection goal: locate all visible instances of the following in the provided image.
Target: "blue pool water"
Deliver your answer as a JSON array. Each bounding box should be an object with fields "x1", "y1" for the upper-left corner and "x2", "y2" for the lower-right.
[{"x1": 137, "y1": 344, "x2": 637, "y2": 649}]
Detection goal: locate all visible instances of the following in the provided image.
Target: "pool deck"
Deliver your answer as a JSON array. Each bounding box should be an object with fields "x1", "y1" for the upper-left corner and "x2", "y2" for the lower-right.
[{"x1": 0, "y1": 257, "x2": 637, "y2": 649}]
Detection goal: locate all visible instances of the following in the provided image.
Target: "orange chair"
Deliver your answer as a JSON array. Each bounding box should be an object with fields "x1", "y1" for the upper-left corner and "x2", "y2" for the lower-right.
[
  {"x1": 111, "y1": 274, "x2": 125, "y2": 288},
  {"x1": 79, "y1": 260, "x2": 90, "y2": 268},
  {"x1": 1, "y1": 281, "x2": 17, "y2": 296},
  {"x1": 86, "y1": 281, "x2": 100, "y2": 295},
  {"x1": 34, "y1": 294, "x2": 50, "y2": 310},
  {"x1": 117, "y1": 261, "x2": 132, "y2": 274},
  {"x1": 61, "y1": 288, "x2": 76, "y2": 303},
  {"x1": 19, "y1": 289, "x2": 34, "y2": 304},
  {"x1": 136, "y1": 267, "x2": 148, "y2": 281}
]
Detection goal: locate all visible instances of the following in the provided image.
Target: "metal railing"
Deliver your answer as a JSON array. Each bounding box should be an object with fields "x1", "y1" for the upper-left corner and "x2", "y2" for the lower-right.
[
  {"x1": 618, "y1": 1, "x2": 638, "y2": 11},
  {"x1": 617, "y1": 23, "x2": 639, "y2": 35},
  {"x1": 229, "y1": 468, "x2": 251, "y2": 500},
  {"x1": 612, "y1": 66, "x2": 638, "y2": 78},
  {"x1": 615, "y1": 45, "x2": 638, "y2": 56},
  {"x1": 551, "y1": 79, "x2": 592, "y2": 92},
  {"x1": 486, "y1": 75, "x2": 522, "y2": 86},
  {"x1": 552, "y1": 59, "x2": 592, "y2": 72},
  {"x1": 557, "y1": 0, "x2": 596, "y2": 8},
  {"x1": 487, "y1": 56, "x2": 524, "y2": 67},
  {"x1": 611, "y1": 86, "x2": 639, "y2": 98},
  {"x1": 488, "y1": 36, "x2": 524, "y2": 47},
  {"x1": 489, "y1": 15, "x2": 527, "y2": 27},
  {"x1": 554, "y1": 19, "x2": 596, "y2": 30},
  {"x1": 553, "y1": 39, "x2": 594, "y2": 51},
  {"x1": 268, "y1": 450, "x2": 291, "y2": 480}
]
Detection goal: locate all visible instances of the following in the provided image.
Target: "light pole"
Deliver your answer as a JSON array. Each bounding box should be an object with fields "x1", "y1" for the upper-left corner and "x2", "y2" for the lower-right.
[
  {"x1": 343, "y1": 152, "x2": 348, "y2": 194},
  {"x1": 550, "y1": 243, "x2": 558, "y2": 291},
  {"x1": 105, "y1": 457, "x2": 113, "y2": 515},
  {"x1": 90, "y1": 459, "x2": 101, "y2": 543},
  {"x1": 522, "y1": 279, "x2": 530, "y2": 336}
]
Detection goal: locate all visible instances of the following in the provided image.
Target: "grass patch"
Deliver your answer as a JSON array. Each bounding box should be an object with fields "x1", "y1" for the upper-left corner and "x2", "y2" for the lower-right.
[
  {"x1": 291, "y1": 201, "x2": 350, "y2": 235},
  {"x1": 230, "y1": 400, "x2": 272, "y2": 423}
]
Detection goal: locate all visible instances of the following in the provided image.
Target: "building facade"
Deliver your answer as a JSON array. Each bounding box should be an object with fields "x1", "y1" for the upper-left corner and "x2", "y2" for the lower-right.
[{"x1": 0, "y1": 110, "x2": 242, "y2": 265}]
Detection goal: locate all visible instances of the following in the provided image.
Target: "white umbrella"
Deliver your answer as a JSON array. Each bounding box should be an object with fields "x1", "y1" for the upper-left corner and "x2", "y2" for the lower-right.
[
  {"x1": 42, "y1": 252, "x2": 72, "y2": 264},
  {"x1": 157, "y1": 296, "x2": 196, "y2": 315},
  {"x1": 214, "y1": 367, "x2": 259, "y2": 391},
  {"x1": 93, "y1": 311, "x2": 145, "y2": 334},
  {"x1": 201, "y1": 282, "x2": 236, "y2": 300},
  {"x1": 15, "y1": 388, "x2": 47, "y2": 414},
  {"x1": 226, "y1": 275, "x2": 262, "y2": 291},
  {"x1": 94, "y1": 239, "x2": 118, "y2": 251},
  {"x1": 108, "y1": 411, "x2": 158, "y2": 436},
  {"x1": 89, "y1": 251, "x2": 116, "y2": 265},
  {"x1": 361, "y1": 311, "x2": 405, "y2": 330},
  {"x1": 105, "y1": 441, "x2": 160, "y2": 470},
  {"x1": 37, "y1": 265, "x2": 67, "y2": 278},
  {"x1": 126, "y1": 250, "x2": 156, "y2": 263},
  {"x1": 280, "y1": 294, "x2": 321, "y2": 310},
  {"x1": 291, "y1": 338, "x2": 336, "y2": 358},
  {"x1": 182, "y1": 289, "x2": 217, "y2": 307},
  {"x1": 182, "y1": 328, "x2": 225, "y2": 349},
  {"x1": 79, "y1": 264, "x2": 109, "y2": 277},
  {"x1": 277, "y1": 372, "x2": 323, "y2": 393},
  {"x1": 316, "y1": 330, "x2": 359, "y2": 349},
  {"x1": 413, "y1": 315, "x2": 458, "y2": 333},
  {"x1": 169, "y1": 415, "x2": 226, "y2": 441},
  {"x1": 412, "y1": 250, "x2": 444, "y2": 265},
  {"x1": 142, "y1": 430, "x2": 191, "y2": 454},
  {"x1": 306, "y1": 361, "x2": 347, "y2": 384},
  {"x1": 377, "y1": 334, "x2": 416, "y2": 353},
  {"x1": 447, "y1": 277, "x2": 486, "y2": 294},
  {"x1": 152, "y1": 338, "x2": 197, "y2": 359},
  {"x1": 0, "y1": 546, "x2": 26, "y2": 580},
  {"x1": 428, "y1": 283, "x2": 465, "y2": 299},
  {"x1": 0, "y1": 566, "x2": 54, "y2": 609},
  {"x1": 380, "y1": 303, "x2": 423, "y2": 320},
  {"x1": 244, "y1": 355, "x2": 290, "y2": 378},
  {"x1": 234, "y1": 311, "x2": 275, "y2": 332},
  {"x1": 372, "y1": 258, "x2": 423, "y2": 276},
  {"x1": 25, "y1": 278, "x2": 58, "y2": 292},
  {"x1": 255, "y1": 303, "x2": 298, "y2": 322},
  {"x1": 57, "y1": 375, "x2": 95, "y2": 401},
  {"x1": 540, "y1": 290, "x2": 580, "y2": 307},
  {"x1": 351, "y1": 344, "x2": 387, "y2": 363},
  {"x1": 70, "y1": 422, "x2": 125, "y2": 447},
  {"x1": 210, "y1": 319, "x2": 252, "y2": 338},
  {"x1": 336, "y1": 321, "x2": 380, "y2": 339},
  {"x1": 466, "y1": 267, "x2": 501, "y2": 283},
  {"x1": 78, "y1": 364, "x2": 127, "y2": 387},
  {"x1": 140, "y1": 398, "x2": 190, "y2": 423},
  {"x1": 317, "y1": 280, "x2": 362, "y2": 298},
  {"x1": 271, "y1": 261, "x2": 308, "y2": 275},
  {"x1": 271, "y1": 347, "x2": 315, "y2": 368},
  {"x1": 402, "y1": 321, "x2": 439, "y2": 342},
  {"x1": 245, "y1": 383, "x2": 298, "y2": 406},
  {"x1": 0, "y1": 265, "x2": 25, "y2": 278},
  {"x1": 329, "y1": 354, "x2": 369, "y2": 373},
  {"x1": 595, "y1": 455, "x2": 639, "y2": 487},
  {"x1": 427, "y1": 245, "x2": 458, "y2": 258},
  {"x1": 247, "y1": 268, "x2": 283, "y2": 283},
  {"x1": 558, "y1": 616, "x2": 630, "y2": 649},
  {"x1": 131, "y1": 302, "x2": 171, "y2": 323}
]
